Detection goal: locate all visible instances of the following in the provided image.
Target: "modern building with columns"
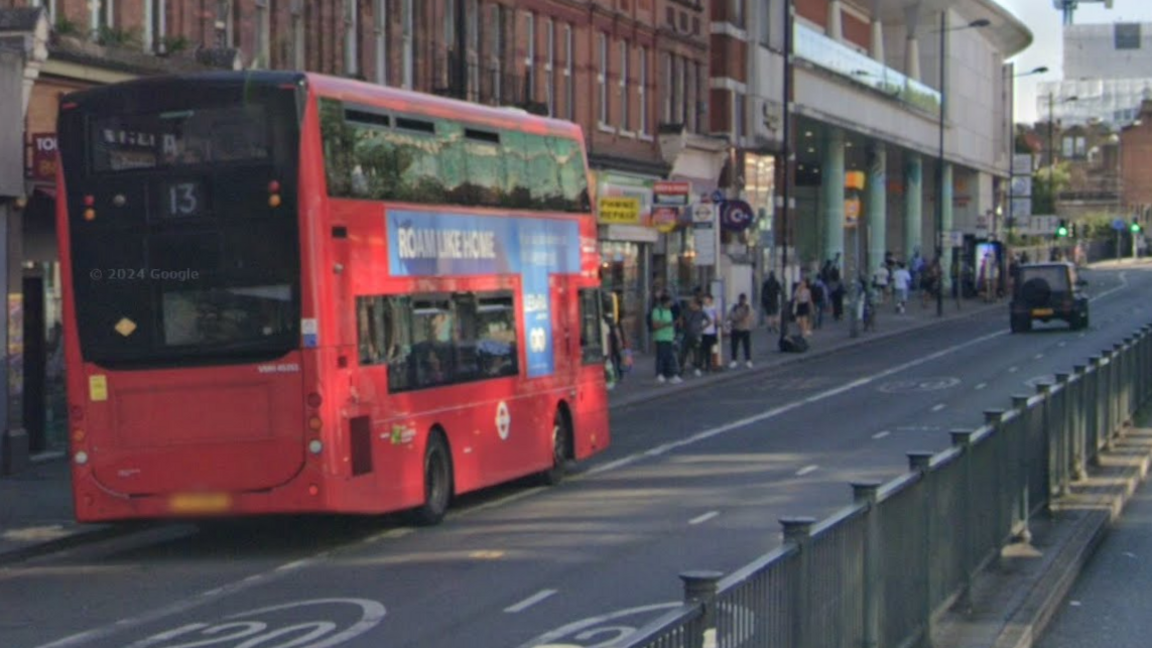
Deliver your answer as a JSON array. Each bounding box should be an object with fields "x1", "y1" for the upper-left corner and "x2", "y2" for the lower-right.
[{"x1": 714, "y1": 0, "x2": 1030, "y2": 295}]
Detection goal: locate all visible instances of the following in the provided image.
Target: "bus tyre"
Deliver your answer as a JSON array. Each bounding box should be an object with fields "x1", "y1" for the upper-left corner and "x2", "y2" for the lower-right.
[
  {"x1": 412, "y1": 432, "x2": 452, "y2": 526},
  {"x1": 540, "y1": 409, "x2": 570, "y2": 486}
]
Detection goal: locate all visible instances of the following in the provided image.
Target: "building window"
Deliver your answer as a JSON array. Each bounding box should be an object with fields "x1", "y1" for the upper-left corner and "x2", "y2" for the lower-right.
[
  {"x1": 672, "y1": 55, "x2": 683, "y2": 124},
  {"x1": 467, "y1": 0, "x2": 479, "y2": 100},
  {"x1": 564, "y1": 24, "x2": 574, "y2": 121},
  {"x1": 759, "y1": 0, "x2": 772, "y2": 46},
  {"x1": 732, "y1": 0, "x2": 746, "y2": 28},
  {"x1": 662, "y1": 52, "x2": 673, "y2": 123},
  {"x1": 213, "y1": 0, "x2": 237, "y2": 48},
  {"x1": 345, "y1": 0, "x2": 359, "y2": 77},
  {"x1": 91, "y1": 0, "x2": 114, "y2": 39},
  {"x1": 598, "y1": 33, "x2": 608, "y2": 125},
  {"x1": 144, "y1": 0, "x2": 165, "y2": 53},
  {"x1": 619, "y1": 41, "x2": 629, "y2": 130},
  {"x1": 639, "y1": 47, "x2": 648, "y2": 135},
  {"x1": 735, "y1": 92, "x2": 746, "y2": 138},
  {"x1": 684, "y1": 59, "x2": 695, "y2": 131},
  {"x1": 291, "y1": 0, "x2": 306, "y2": 70},
  {"x1": 254, "y1": 0, "x2": 270, "y2": 68},
  {"x1": 545, "y1": 18, "x2": 555, "y2": 116},
  {"x1": 375, "y1": 0, "x2": 388, "y2": 85},
  {"x1": 492, "y1": 5, "x2": 505, "y2": 104},
  {"x1": 402, "y1": 0, "x2": 414, "y2": 88},
  {"x1": 696, "y1": 62, "x2": 706, "y2": 132},
  {"x1": 525, "y1": 13, "x2": 536, "y2": 104},
  {"x1": 1115, "y1": 23, "x2": 1141, "y2": 50}
]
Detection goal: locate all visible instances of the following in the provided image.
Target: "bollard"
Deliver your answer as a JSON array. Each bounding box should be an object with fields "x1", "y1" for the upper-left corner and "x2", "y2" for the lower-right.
[
  {"x1": 1038, "y1": 382, "x2": 1061, "y2": 503},
  {"x1": 852, "y1": 482, "x2": 882, "y2": 648},
  {"x1": 680, "y1": 570, "x2": 724, "y2": 648},
  {"x1": 780, "y1": 517, "x2": 817, "y2": 648},
  {"x1": 1011, "y1": 396, "x2": 1033, "y2": 541},
  {"x1": 1055, "y1": 373, "x2": 1071, "y2": 497}
]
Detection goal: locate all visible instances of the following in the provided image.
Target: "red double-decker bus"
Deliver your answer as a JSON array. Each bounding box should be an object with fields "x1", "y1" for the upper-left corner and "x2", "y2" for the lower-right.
[{"x1": 56, "y1": 71, "x2": 610, "y2": 524}]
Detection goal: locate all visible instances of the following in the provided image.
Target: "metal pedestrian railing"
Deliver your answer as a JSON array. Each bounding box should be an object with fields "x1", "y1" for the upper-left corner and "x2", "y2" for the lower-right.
[{"x1": 616, "y1": 325, "x2": 1152, "y2": 648}]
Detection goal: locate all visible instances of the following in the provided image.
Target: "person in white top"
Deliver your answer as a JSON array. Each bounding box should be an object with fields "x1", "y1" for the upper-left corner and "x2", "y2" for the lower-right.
[{"x1": 892, "y1": 262, "x2": 912, "y2": 314}]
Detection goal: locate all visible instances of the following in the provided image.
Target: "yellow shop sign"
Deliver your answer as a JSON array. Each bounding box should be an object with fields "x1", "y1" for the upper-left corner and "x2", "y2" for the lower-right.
[{"x1": 598, "y1": 197, "x2": 641, "y2": 224}]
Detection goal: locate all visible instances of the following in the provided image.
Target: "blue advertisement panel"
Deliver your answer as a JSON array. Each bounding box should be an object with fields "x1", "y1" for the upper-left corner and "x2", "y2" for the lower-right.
[{"x1": 386, "y1": 210, "x2": 580, "y2": 378}]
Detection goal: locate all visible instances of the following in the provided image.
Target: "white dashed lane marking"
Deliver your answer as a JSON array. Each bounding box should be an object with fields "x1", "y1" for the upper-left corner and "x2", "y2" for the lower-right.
[
  {"x1": 975, "y1": 383, "x2": 987, "y2": 390},
  {"x1": 689, "y1": 511, "x2": 720, "y2": 525},
  {"x1": 505, "y1": 590, "x2": 558, "y2": 613},
  {"x1": 796, "y1": 465, "x2": 819, "y2": 476},
  {"x1": 872, "y1": 431, "x2": 891, "y2": 439},
  {"x1": 931, "y1": 403, "x2": 946, "y2": 412}
]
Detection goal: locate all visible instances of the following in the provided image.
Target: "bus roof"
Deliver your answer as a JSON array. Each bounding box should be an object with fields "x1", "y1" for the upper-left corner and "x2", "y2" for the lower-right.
[{"x1": 305, "y1": 72, "x2": 584, "y2": 141}]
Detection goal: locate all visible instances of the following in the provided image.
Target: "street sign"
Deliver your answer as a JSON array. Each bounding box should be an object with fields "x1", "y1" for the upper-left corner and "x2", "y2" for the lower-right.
[
  {"x1": 1112, "y1": 218, "x2": 1127, "y2": 231},
  {"x1": 720, "y1": 200, "x2": 754, "y2": 231},
  {"x1": 692, "y1": 202, "x2": 713, "y2": 224},
  {"x1": 652, "y1": 206, "x2": 680, "y2": 233},
  {"x1": 653, "y1": 181, "x2": 691, "y2": 207},
  {"x1": 711, "y1": 189, "x2": 726, "y2": 203}
]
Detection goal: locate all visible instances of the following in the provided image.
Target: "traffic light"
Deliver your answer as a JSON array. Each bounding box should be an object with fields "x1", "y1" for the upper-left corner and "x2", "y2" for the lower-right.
[
  {"x1": 1070, "y1": 222, "x2": 1077, "y2": 237},
  {"x1": 1057, "y1": 220, "x2": 1069, "y2": 237},
  {"x1": 1132, "y1": 219, "x2": 1142, "y2": 233}
]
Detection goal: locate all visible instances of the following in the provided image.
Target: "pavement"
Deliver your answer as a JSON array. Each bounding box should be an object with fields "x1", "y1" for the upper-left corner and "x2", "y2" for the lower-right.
[{"x1": 1, "y1": 270, "x2": 1149, "y2": 648}]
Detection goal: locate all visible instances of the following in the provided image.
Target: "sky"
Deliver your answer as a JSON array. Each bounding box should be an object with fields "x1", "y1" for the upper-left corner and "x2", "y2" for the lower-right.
[{"x1": 1000, "y1": 0, "x2": 1152, "y2": 124}]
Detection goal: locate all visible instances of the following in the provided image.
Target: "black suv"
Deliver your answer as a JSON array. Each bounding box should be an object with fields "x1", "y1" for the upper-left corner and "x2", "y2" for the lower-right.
[{"x1": 1010, "y1": 262, "x2": 1089, "y2": 333}]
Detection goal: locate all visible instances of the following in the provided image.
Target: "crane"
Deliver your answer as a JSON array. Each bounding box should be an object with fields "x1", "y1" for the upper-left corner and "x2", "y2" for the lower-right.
[{"x1": 1054, "y1": 0, "x2": 1115, "y2": 25}]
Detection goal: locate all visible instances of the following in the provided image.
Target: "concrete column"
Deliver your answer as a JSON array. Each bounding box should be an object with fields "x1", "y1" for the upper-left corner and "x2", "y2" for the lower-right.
[
  {"x1": 942, "y1": 163, "x2": 954, "y2": 292},
  {"x1": 906, "y1": 37, "x2": 921, "y2": 81},
  {"x1": 905, "y1": 154, "x2": 923, "y2": 261},
  {"x1": 867, "y1": 143, "x2": 887, "y2": 276},
  {"x1": 822, "y1": 127, "x2": 846, "y2": 266},
  {"x1": 871, "y1": 20, "x2": 885, "y2": 62},
  {"x1": 827, "y1": 0, "x2": 844, "y2": 41}
]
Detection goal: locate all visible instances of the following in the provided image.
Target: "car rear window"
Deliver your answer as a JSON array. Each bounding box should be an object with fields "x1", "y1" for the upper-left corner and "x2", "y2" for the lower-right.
[{"x1": 1020, "y1": 266, "x2": 1069, "y2": 291}]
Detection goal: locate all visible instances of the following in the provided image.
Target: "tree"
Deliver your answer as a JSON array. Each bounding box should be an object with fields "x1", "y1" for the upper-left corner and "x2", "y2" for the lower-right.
[{"x1": 1031, "y1": 162, "x2": 1071, "y2": 214}]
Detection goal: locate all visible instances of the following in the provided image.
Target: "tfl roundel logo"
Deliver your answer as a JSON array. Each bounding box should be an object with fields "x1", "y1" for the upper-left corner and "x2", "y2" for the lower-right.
[{"x1": 721, "y1": 200, "x2": 755, "y2": 232}]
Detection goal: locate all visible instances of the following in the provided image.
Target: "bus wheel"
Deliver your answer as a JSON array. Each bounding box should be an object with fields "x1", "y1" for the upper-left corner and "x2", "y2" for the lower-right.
[
  {"x1": 539, "y1": 409, "x2": 571, "y2": 486},
  {"x1": 412, "y1": 431, "x2": 452, "y2": 526}
]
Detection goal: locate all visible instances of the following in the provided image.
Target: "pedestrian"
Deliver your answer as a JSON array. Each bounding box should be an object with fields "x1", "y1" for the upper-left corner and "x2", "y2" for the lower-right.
[
  {"x1": 700, "y1": 293, "x2": 720, "y2": 373},
  {"x1": 892, "y1": 262, "x2": 912, "y2": 314},
  {"x1": 650, "y1": 293, "x2": 681, "y2": 384},
  {"x1": 605, "y1": 309, "x2": 628, "y2": 382},
  {"x1": 810, "y1": 275, "x2": 828, "y2": 329},
  {"x1": 872, "y1": 264, "x2": 890, "y2": 304},
  {"x1": 793, "y1": 278, "x2": 813, "y2": 337},
  {"x1": 679, "y1": 298, "x2": 710, "y2": 377},
  {"x1": 727, "y1": 293, "x2": 755, "y2": 368},
  {"x1": 760, "y1": 272, "x2": 782, "y2": 333},
  {"x1": 827, "y1": 266, "x2": 844, "y2": 321}
]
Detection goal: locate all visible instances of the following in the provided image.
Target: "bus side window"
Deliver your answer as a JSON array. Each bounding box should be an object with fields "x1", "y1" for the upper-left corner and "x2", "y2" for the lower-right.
[
  {"x1": 578, "y1": 289, "x2": 604, "y2": 364},
  {"x1": 551, "y1": 137, "x2": 590, "y2": 212},
  {"x1": 357, "y1": 296, "x2": 385, "y2": 365}
]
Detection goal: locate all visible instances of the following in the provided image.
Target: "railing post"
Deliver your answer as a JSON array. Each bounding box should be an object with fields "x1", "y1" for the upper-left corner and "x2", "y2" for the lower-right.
[
  {"x1": 680, "y1": 570, "x2": 724, "y2": 648},
  {"x1": 949, "y1": 431, "x2": 975, "y2": 612},
  {"x1": 1102, "y1": 349, "x2": 1117, "y2": 451},
  {"x1": 1071, "y1": 365, "x2": 1087, "y2": 480},
  {"x1": 1089, "y1": 355, "x2": 1104, "y2": 463},
  {"x1": 908, "y1": 451, "x2": 935, "y2": 648},
  {"x1": 1055, "y1": 372, "x2": 1072, "y2": 497},
  {"x1": 853, "y1": 481, "x2": 882, "y2": 648},
  {"x1": 1116, "y1": 341, "x2": 1129, "y2": 426},
  {"x1": 1038, "y1": 381, "x2": 1062, "y2": 502},
  {"x1": 781, "y1": 517, "x2": 817, "y2": 648},
  {"x1": 1010, "y1": 396, "x2": 1033, "y2": 538}
]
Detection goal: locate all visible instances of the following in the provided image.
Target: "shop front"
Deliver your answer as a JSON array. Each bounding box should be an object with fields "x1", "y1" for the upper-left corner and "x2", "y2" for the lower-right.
[{"x1": 595, "y1": 171, "x2": 657, "y2": 352}]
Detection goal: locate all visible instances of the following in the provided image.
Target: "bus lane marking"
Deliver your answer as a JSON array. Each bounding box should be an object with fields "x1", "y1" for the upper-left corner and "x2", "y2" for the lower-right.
[
  {"x1": 689, "y1": 511, "x2": 720, "y2": 525},
  {"x1": 505, "y1": 589, "x2": 558, "y2": 613},
  {"x1": 584, "y1": 329, "x2": 1008, "y2": 478}
]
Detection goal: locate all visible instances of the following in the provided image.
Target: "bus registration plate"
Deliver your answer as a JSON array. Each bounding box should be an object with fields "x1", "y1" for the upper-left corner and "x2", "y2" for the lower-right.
[
  {"x1": 169, "y1": 492, "x2": 232, "y2": 513},
  {"x1": 1031, "y1": 308, "x2": 1054, "y2": 317}
]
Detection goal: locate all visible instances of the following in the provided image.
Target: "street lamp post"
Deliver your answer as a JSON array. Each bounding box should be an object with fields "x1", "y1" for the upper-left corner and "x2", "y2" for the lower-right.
[
  {"x1": 778, "y1": 0, "x2": 794, "y2": 348},
  {"x1": 1007, "y1": 66, "x2": 1048, "y2": 245},
  {"x1": 935, "y1": 14, "x2": 990, "y2": 317}
]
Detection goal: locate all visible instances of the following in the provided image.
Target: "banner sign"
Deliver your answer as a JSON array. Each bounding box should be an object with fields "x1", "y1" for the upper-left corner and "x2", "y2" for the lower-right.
[
  {"x1": 598, "y1": 197, "x2": 641, "y2": 224},
  {"x1": 720, "y1": 200, "x2": 755, "y2": 231},
  {"x1": 386, "y1": 209, "x2": 579, "y2": 378},
  {"x1": 27, "y1": 133, "x2": 58, "y2": 182}
]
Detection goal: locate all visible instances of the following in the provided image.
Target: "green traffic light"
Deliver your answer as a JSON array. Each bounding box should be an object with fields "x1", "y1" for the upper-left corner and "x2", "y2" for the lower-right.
[
  {"x1": 1132, "y1": 221, "x2": 1142, "y2": 233},
  {"x1": 1057, "y1": 226, "x2": 1068, "y2": 237}
]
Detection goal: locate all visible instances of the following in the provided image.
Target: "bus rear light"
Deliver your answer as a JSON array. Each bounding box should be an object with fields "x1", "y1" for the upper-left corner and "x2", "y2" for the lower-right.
[
  {"x1": 269, "y1": 194, "x2": 282, "y2": 208},
  {"x1": 308, "y1": 416, "x2": 323, "y2": 431},
  {"x1": 72, "y1": 429, "x2": 85, "y2": 443},
  {"x1": 70, "y1": 405, "x2": 84, "y2": 421},
  {"x1": 306, "y1": 392, "x2": 322, "y2": 408},
  {"x1": 83, "y1": 195, "x2": 95, "y2": 206},
  {"x1": 84, "y1": 209, "x2": 96, "y2": 221},
  {"x1": 308, "y1": 484, "x2": 320, "y2": 496},
  {"x1": 74, "y1": 451, "x2": 89, "y2": 465},
  {"x1": 268, "y1": 180, "x2": 281, "y2": 193},
  {"x1": 308, "y1": 439, "x2": 323, "y2": 454}
]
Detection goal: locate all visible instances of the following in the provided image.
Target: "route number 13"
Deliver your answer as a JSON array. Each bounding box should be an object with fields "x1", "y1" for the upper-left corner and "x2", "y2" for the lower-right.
[{"x1": 165, "y1": 182, "x2": 203, "y2": 218}]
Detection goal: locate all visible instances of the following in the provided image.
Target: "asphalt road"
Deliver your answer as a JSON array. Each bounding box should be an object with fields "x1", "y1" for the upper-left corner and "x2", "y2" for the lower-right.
[{"x1": 3, "y1": 265, "x2": 1151, "y2": 648}]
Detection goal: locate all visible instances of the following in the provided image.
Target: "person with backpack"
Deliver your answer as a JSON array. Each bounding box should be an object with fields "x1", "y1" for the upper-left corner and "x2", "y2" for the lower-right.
[{"x1": 679, "y1": 298, "x2": 711, "y2": 377}]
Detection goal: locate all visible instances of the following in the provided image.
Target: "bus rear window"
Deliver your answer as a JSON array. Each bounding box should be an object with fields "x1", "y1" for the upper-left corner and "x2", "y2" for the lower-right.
[{"x1": 91, "y1": 106, "x2": 270, "y2": 173}]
